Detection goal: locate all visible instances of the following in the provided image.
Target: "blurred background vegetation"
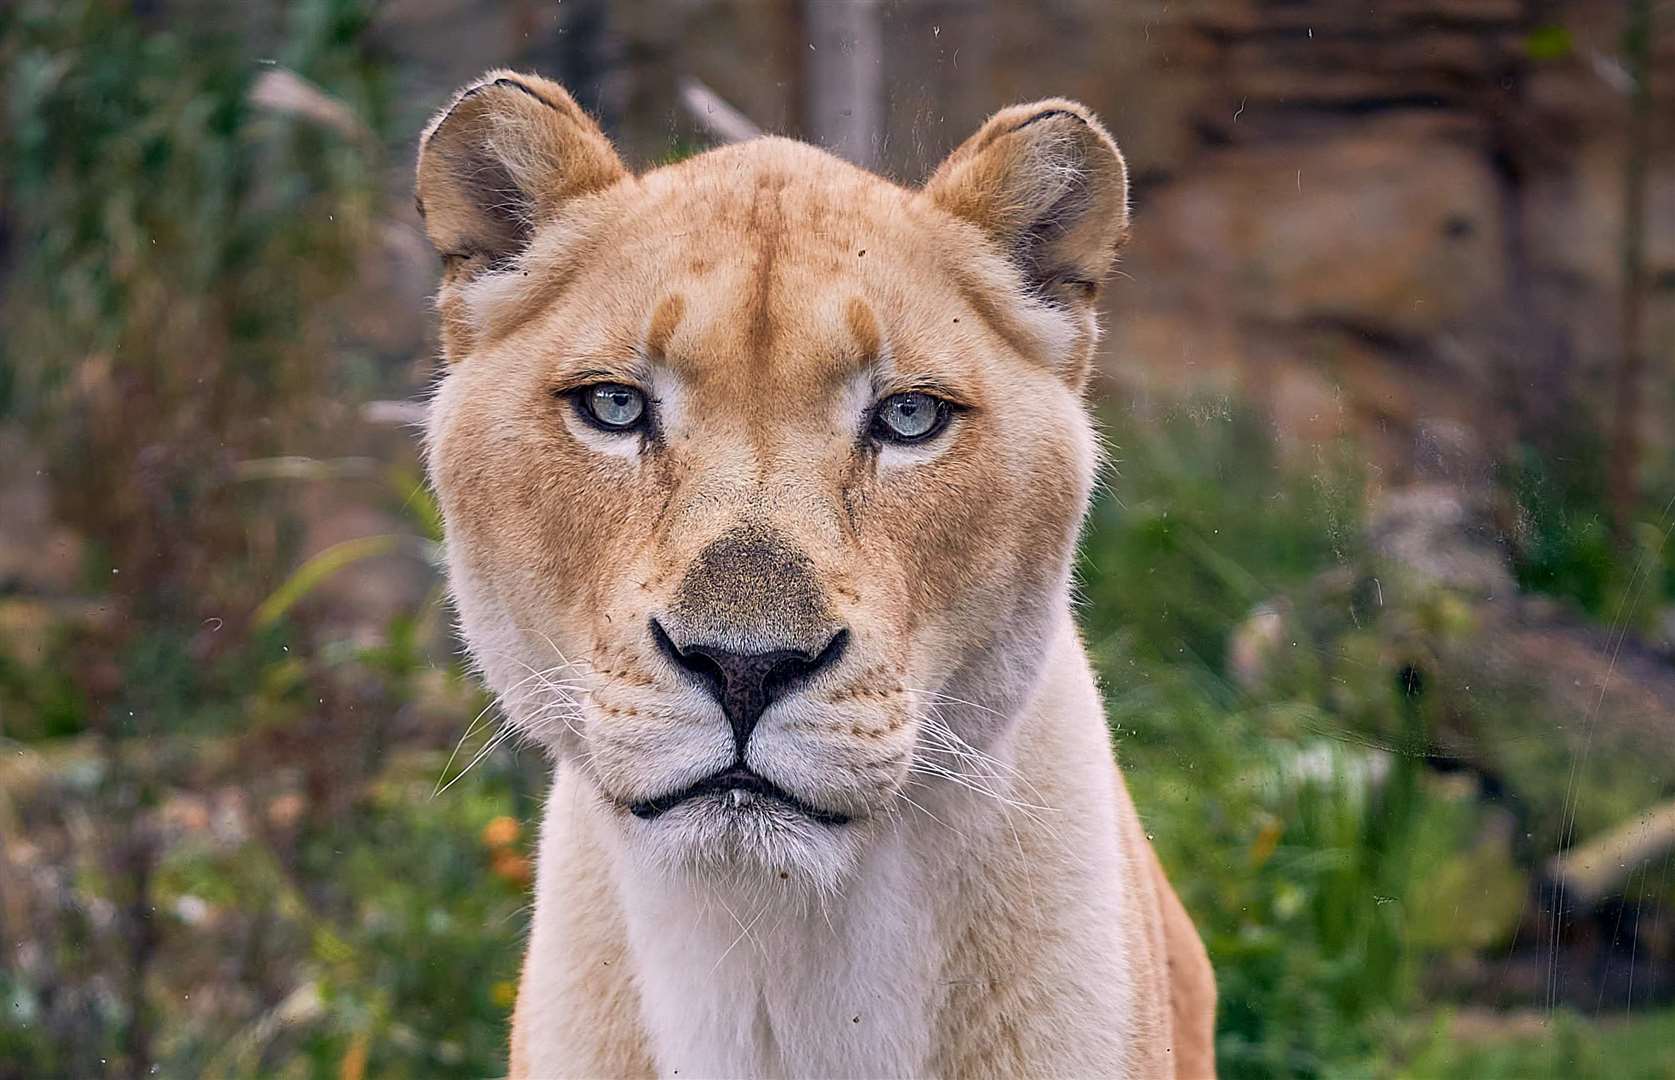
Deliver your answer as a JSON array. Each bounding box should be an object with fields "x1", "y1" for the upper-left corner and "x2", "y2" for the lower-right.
[{"x1": 1, "y1": 1, "x2": 1672, "y2": 1077}]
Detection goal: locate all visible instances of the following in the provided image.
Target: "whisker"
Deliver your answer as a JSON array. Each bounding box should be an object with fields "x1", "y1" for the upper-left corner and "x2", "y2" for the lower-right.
[
  {"x1": 907, "y1": 759, "x2": 1058, "y2": 819},
  {"x1": 435, "y1": 664, "x2": 566, "y2": 796},
  {"x1": 895, "y1": 790, "x2": 968, "y2": 842},
  {"x1": 436, "y1": 719, "x2": 521, "y2": 795},
  {"x1": 902, "y1": 685, "x2": 1008, "y2": 720},
  {"x1": 915, "y1": 709, "x2": 1058, "y2": 809}
]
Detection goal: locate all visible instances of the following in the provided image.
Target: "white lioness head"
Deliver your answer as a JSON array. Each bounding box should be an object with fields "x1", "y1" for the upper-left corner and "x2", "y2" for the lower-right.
[{"x1": 419, "y1": 72, "x2": 1127, "y2": 892}]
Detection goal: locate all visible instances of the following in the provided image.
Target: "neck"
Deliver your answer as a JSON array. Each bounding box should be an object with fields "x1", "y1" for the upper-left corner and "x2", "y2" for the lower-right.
[{"x1": 515, "y1": 610, "x2": 1172, "y2": 1078}]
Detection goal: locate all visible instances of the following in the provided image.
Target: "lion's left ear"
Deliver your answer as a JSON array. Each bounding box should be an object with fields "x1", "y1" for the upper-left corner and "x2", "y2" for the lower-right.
[{"x1": 924, "y1": 99, "x2": 1128, "y2": 310}]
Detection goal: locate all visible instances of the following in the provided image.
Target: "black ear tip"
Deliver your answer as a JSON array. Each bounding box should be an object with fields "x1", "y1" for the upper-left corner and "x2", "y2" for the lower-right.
[
  {"x1": 444, "y1": 76, "x2": 505, "y2": 113},
  {"x1": 1009, "y1": 107, "x2": 1090, "y2": 135},
  {"x1": 455, "y1": 74, "x2": 531, "y2": 100},
  {"x1": 423, "y1": 74, "x2": 559, "y2": 151},
  {"x1": 488, "y1": 76, "x2": 560, "y2": 112}
]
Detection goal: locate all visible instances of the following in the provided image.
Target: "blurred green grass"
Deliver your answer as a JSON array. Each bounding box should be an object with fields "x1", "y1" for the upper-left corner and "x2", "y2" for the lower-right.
[{"x1": 1398, "y1": 1009, "x2": 1675, "y2": 1079}]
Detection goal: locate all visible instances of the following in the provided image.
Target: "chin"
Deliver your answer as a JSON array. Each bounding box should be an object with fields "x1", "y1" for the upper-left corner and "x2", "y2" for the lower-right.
[{"x1": 621, "y1": 792, "x2": 867, "y2": 897}]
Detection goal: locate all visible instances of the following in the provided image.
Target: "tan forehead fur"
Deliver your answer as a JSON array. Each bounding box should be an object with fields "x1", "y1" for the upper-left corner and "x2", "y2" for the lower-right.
[{"x1": 451, "y1": 141, "x2": 1083, "y2": 389}]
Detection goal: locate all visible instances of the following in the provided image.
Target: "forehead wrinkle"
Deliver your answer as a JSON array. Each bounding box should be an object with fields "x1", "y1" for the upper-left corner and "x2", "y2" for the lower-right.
[{"x1": 745, "y1": 170, "x2": 788, "y2": 373}]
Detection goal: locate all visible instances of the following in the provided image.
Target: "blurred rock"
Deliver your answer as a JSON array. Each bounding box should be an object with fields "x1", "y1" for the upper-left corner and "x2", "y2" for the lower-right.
[
  {"x1": 1367, "y1": 488, "x2": 1514, "y2": 598},
  {"x1": 1228, "y1": 598, "x2": 1291, "y2": 690},
  {"x1": 1658, "y1": 606, "x2": 1675, "y2": 657},
  {"x1": 1545, "y1": 798, "x2": 1675, "y2": 909},
  {"x1": 1366, "y1": 421, "x2": 1515, "y2": 596}
]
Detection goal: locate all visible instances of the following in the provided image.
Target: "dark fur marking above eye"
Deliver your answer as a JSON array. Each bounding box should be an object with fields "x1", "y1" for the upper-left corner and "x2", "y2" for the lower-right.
[{"x1": 646, "y1": 295, "x2": 687, "y2": 357}]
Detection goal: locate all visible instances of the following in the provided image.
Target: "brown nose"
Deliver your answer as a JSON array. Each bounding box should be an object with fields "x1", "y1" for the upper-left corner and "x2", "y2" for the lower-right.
[{"x1": 651, "y1": 619, "x2": 848, "y2": 754}]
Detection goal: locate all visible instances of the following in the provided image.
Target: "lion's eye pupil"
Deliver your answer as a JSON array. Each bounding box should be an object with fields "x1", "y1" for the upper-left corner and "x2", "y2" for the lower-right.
[
  {"x1": 876, "y1": 392, "x2": 943, "y2": 441},
  {"x1": 584, "y1": 384, "x2": 645, "y2": 429}
]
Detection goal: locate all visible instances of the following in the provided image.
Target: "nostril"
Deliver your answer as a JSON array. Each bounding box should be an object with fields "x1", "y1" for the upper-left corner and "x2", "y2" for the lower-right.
[
  {"x1": 765, "y1": 628, "x2": 848, "y2": 696},
  {"x1": 649, "y1": 620, "x2": 850, "y2": 753},
  {"x1": 650, "y1": 617, "x2": 727, "y2": 696}
]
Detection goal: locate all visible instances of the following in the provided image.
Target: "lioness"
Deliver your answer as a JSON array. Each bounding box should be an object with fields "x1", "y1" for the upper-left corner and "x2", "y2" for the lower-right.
[{"x1": 416, "y1": 70, "x2": 1216, "y2": 1079}]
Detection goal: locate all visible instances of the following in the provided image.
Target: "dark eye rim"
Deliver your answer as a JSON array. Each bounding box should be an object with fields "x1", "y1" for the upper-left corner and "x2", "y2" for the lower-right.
[
  {"x1": 869, "y1": 391, "x2": 957, "y2": 445},
  {"x1": 565, "y1": 382, "x2": 650, "y2": 434}
]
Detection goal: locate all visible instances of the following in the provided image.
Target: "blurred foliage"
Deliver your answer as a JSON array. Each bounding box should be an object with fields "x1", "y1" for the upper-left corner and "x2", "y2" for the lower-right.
[
  {"x1": 0, "y1": 1, "x2": 473, "y2": 1077},
  {"x1": 172, "y1": 757, "x2": 533, "y2": 1079},
  {"x1": 1084, "y1": 405, "x2": 1668, "y2": 1078},
  {"x1": 1080, "y1": 400, "x2": 1362, "y2": 669},
  {"x1": 1508, "y1": 436, "x2": 1675, "y2": 627},
  {"x1": 1084, "y1": 406, "x2": 1419, "y2": 1075},
  {"x1": 0, "y1": 0, "x2": 382, "y2": 631},
  {"x1": 0, "y1": 723, "x2": 534, "y2": 1079},
  {"x1": 1522, "y1": 25, "x2": 1576, "y2": 62}
]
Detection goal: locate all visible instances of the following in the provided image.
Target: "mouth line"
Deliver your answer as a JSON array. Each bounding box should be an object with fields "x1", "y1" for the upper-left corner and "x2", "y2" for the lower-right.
[{"x1": 627, "y1": 766, "x2": 851, "y2": 826}]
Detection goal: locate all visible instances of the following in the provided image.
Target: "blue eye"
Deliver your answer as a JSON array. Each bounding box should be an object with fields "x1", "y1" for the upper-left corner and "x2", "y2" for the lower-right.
[
  {"x1": 872, "y1": 391, "x2": 948, "y2": 443},
  {"x1": 578, "y1": 383, "x2": 646, "y2": 431}
]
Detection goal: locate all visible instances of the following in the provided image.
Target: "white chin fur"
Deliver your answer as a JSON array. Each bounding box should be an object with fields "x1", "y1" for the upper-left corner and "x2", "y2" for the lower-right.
[{"x1": 617, "y1": 795, "x2": 866, "y2": 898}]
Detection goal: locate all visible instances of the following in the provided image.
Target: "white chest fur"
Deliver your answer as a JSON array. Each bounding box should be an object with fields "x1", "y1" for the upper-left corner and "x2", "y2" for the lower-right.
[{"x1": 614, "y1": 840, "x2": 937, "y2": 1078}]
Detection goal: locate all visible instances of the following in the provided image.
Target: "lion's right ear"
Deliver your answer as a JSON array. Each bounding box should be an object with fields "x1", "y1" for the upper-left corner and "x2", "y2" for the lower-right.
[{"x1": 416, "y1": 71, "x2": 625, "y2": 340}]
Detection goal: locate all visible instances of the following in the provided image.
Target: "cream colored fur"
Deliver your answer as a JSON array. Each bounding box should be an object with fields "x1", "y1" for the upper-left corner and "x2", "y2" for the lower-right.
[{"x1": 416, "y1": 70, "x2": 1216, "y2": 1079}]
